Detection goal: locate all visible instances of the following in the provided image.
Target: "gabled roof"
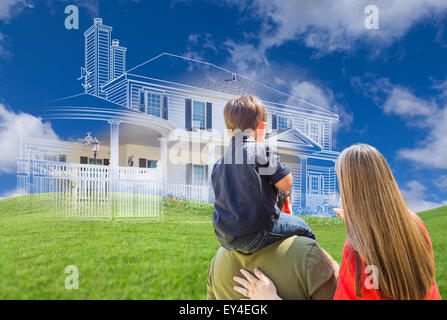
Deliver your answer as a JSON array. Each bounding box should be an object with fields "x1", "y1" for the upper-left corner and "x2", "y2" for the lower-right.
[
  {"x1": 266, "y1": 127, "x2": 322, "y2": 153},
  {"x1": 124, "y1": 53, "x2": 338, "y2": 119}
]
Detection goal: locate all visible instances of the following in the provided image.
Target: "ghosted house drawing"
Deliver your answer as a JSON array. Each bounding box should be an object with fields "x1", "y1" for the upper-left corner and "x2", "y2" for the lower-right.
[{"x1": 19, "y1": 18, "x2": 340, "y2": 216}]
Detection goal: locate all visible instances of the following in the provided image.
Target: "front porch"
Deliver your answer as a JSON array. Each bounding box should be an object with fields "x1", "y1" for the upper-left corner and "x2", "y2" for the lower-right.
[
  {"x1": 17, "y1": 94, "x2": 213, "y2": 219},
  {"x1": 268, "y1": 128, "x2": 339, "y2": 216}
]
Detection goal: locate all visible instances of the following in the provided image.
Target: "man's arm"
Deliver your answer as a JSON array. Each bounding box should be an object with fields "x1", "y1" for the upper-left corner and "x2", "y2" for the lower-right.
[
  {"x1": 321, "y1": 248, "x2": 340, "y2": 280},
  {"x1": 266, "y1": 149, "x2": 292, "y2": 190},
  {"x1": 207, "y1": 259, "x2": 217, "y2": 300},
  {"x1": 207, "y1": 283, "x2": 216, "y2": 300},
  {"x1": 306, "y1": 243, "x2": 339, "y2": 300}
]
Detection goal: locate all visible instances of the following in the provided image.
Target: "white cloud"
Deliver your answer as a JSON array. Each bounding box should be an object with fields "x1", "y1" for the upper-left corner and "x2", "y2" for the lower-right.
[
  {"x1": 289, "y1": 82, "x2": 330, "y2": 108},
  {"x1": 183, "y1": 33, "x2": 218, "y2": 61},
  {"x1": 223, "y1": 38, "x2": 346, "y2": 116},
  {"x1": 0, "y1": 32, "x2": 7, "y2": 59},
  {"x1": 223, "y1": 39, "x2": 268, "y2": 79},
  {"x1": 352, "y1": 75, "x2": 447, "y2": 168},
  {"x1": 434, "y1": 175, "x2": 447, "y2": 189},
  {"x1": 0, "y1": 103, "x2": 58, "y2": 174},
  {"x1": 288, "y1": 81, "x2": 353, "y2": 133},
  {"x1": 0, "y1": 0, "x2": 33, "y2": 22},
  {"x1": 221, "y1": 44, "x2": 352, "y2": 140},
  {"x1": 222, "y1": 0, "x2": 447, "y2": 55},
  {"x1": 432, "y1": 78, "x2": 447, "y2": 98},
  {"x1": 401, "y1": 180, "x2": 447, "y2": 212},
  {"x1": 397, "y1": 107, "x2": 447, "y2": 168},
  {"x1": 383, "y1": 87, "x2": 437, "y2": 117}
]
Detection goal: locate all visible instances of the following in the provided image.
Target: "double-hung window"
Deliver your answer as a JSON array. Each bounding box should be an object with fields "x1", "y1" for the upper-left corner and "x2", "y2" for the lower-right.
[
  {"x1": 307, "y1": 120, "x2": 321, "y2": 145},
  {"x1": 138, "y1": 90, "x2": 162, "y2": 117},
  {"x1": 192, "y1": 101, "x2": 206, "y2": 130},
  {"x1": 146, "y1": 92, "x2": 162, "y2": 117},
  {"x1": 309, "y1": 174, "x2": 321, "y2": 195},
  {"x1": 192, "y1": 165, "x2": 206, "y2": 185}
]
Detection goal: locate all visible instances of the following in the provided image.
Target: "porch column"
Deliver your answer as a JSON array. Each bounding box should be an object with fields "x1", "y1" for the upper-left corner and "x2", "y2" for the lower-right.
[
  {"x1": 108, "y1": 119, "x2": 121, "y2": 168},
  {"x1": 159, "y1": 137, "x2": 168, "y2": 185},
  {"x1": 301, "y1": 157, "x2": 307, "y2": 209},
  {"x1": 207, "y1": 143, "x2": 215, "y2": 202}
]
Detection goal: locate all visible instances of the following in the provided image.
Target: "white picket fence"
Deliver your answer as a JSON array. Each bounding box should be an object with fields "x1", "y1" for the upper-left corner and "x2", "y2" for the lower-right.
[
  {"x1": 17, "y1": 159, "x2": 211, "y2": 220},
  {"x1": 17, "y1": 159, "x2": 163, "y2": 220},
  {"x1": 165, "y1": 183, "x2": 209, "y2": 203}
]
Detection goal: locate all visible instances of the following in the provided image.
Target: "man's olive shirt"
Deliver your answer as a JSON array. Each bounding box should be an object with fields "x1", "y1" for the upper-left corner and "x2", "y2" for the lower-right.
[{"x1": 207, "y1": 236, "x2": 337, "y2": 300}]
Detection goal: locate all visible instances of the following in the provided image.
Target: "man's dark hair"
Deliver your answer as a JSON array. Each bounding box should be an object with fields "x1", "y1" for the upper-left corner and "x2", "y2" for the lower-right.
[{"x1": 277, "y1": 190, "x2": 291, "y2": 211}]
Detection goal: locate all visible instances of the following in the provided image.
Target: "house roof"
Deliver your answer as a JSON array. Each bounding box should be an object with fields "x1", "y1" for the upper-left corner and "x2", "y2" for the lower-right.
[
  {"x1": 124, "y1": 53, "x2": 338, "y2": 119},
  {"x1": 43, "y1": 93, "x2": 126, "y2": 110},
  {"x1": 266, "y1": 127, "x2": 322, "y2": 154},
  {"x1": 41, "y1": 93, "x2": 176, "y2": 137}
]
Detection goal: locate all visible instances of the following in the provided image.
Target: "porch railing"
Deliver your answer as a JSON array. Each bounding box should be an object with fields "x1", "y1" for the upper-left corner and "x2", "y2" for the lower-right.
[
  {"x1": 165, "y1": 183, "x2": 209, "y2": 203},
  {"x1": 17, "y1": 159, "x2": 163, "y2": 220}
]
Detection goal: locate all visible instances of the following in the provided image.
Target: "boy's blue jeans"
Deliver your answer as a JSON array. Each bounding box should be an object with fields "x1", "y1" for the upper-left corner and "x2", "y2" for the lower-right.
[{"x1": 225, "y1": 213, "x2": 316, "y2": 253}]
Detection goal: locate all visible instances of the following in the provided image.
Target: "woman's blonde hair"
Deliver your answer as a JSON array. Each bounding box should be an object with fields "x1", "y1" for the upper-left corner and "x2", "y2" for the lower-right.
[{"x1": 335, "y1": 144, "x2": 435, "y2": 300}]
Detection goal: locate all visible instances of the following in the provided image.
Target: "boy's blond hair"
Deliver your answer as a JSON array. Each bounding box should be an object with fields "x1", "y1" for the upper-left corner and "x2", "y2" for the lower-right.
[{"x1": 223, "y1": 96, "x2": 267, "y2": 131}]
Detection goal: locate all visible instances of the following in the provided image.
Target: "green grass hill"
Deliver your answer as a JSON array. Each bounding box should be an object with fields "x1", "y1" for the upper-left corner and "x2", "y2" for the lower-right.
[{"x1": 0, "y1": 196, "x2": 445, "y2": 299}]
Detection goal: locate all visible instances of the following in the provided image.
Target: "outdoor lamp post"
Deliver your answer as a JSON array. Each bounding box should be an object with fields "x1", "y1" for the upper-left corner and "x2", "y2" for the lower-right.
[
  {"x1": 92, "y1": 137, "x2": 100, "y2": 164},
  {"x1": 79, "y1": 132, "x2": 101, "y2": 165}
]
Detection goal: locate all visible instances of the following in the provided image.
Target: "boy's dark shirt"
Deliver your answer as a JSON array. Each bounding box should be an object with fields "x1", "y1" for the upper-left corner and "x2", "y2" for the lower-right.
[{"x1": 211, "y1": 134, "x2": 291, "y2": 247}]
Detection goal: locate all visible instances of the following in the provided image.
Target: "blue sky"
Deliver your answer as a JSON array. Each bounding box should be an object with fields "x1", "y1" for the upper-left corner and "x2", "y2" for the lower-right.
[{"x1": 0, "y1": 0, "x2": 447, "y2": 211}]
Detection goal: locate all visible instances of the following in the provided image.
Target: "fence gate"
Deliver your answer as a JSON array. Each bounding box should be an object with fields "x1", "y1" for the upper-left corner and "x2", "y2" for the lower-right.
[{"x1": 17, "y1": 160, "x2": 163, "y2": 221}]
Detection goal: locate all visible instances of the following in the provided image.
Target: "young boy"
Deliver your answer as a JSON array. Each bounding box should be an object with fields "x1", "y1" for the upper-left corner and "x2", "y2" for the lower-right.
[{"x1": 211, "y1": 96, "x2": 316, "y2": 253}]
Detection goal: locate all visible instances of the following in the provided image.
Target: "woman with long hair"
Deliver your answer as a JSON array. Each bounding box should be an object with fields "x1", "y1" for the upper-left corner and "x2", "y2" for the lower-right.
[{"x1": 232, "y1": 144, "x2": 441, "y2": 300}]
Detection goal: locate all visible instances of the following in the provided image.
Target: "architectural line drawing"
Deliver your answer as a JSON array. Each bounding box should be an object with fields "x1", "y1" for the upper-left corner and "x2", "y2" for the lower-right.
[{"x1": 17, "y1": 18, "x2": 340, "y2": 219}]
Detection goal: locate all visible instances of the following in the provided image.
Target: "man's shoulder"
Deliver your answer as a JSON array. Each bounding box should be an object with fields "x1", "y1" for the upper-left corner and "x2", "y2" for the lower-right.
[
  {"x1": 213, "y1": 236, "x2": 318, "y2": 261},
  {"x1": 273, "y1": 236, "x2": 319, "y2": 257}
]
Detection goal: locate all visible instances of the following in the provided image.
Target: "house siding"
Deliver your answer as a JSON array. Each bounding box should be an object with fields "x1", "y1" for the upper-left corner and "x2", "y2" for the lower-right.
[
  {"x1": 265, "y1": 105, "x2": 333, "y2": 150},
  {"x1": 127, "y1": 80, "x2": 228, "y2": 135},
  {"x1": 282, "y1": 155, "x2": 302, "y2": 213},
  {"x1": 103, "y1": 77, "x2": 127, "y2": 106},
  {"x1": 167, "y1": 161, "x2": 186, "y2": 185},
  {"x1": 104, "y1": 76, "x2": 335, "y2": 152}
]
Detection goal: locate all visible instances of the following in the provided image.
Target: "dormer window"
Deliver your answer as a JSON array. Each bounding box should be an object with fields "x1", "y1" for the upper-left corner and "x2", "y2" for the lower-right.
[
  {"x1": 272, "y1": 114, "x2": 291, "y2": 131},
  {"x1": 138, "y1": 90, "x2": 162, "y2": 117},
  {"x1": 277, "y1": 116, "x2": 290, "y2": 130}
]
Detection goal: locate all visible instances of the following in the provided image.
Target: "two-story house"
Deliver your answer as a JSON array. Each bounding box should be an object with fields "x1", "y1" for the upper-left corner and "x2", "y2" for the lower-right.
[{"x1": 32, "y1": 18, "x2": 340, "y2": 214}]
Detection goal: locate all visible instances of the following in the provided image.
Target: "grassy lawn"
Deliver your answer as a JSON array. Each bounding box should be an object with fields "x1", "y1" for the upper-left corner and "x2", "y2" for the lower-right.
[{"x1": 0, "y1": 196, "x2": 445, "y2": 299}]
